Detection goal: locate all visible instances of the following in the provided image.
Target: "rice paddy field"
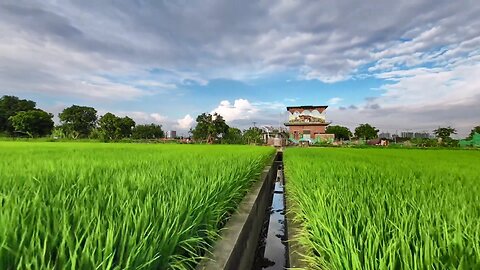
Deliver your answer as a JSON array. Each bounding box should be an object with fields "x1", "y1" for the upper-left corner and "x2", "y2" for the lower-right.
[
  {"x1": 0, "y1": 142, "x2": 275, "y2": 269},
  {"x1": 284, "y1": 148, "x2": 480, "y2": 270}
]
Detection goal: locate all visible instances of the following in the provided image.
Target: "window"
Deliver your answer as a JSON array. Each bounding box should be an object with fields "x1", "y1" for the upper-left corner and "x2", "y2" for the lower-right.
[{"x1": 303, "y1": 130, "x2": 311, "y2": 139}]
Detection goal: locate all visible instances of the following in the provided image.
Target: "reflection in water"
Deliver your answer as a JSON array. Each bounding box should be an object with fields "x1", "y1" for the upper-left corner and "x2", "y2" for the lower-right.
[{"x1": 252, "y1": 163, "x2": 288, "y2": 270}]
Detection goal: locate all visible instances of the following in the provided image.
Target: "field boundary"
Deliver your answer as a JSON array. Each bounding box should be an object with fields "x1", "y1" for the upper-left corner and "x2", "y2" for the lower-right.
[{"x1": 196, "y1": 152, "x2": 279, "y2": 270}]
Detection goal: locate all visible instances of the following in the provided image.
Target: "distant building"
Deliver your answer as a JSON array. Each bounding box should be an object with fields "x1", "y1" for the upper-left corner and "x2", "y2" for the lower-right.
[
  {"x1": 261, "y1": 126, "x2": 288, "y2": 147},
  {"x1": 166, "y1": 130, "x2": 177, "y2": 139},
  {"x1": 414, "y1": 132, "x2": 431, "y2": 139},
  {"x1": 379, "y1": 132, "x2": 391, "y2": 139},
  {"x1": 400, "y1": 131, "x2": 432, "y2": 139},
  {"x1": 284, "y1": 105, "x2": 334, "y2": 143},
  {"x1": 401, "y1": 132, "x2": 414, "y2": 138}
]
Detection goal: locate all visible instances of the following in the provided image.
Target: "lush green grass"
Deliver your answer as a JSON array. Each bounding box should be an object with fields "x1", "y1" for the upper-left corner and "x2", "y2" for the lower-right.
[
  {"x1": 0, "y1": 142, "x2": 275, "y2": 269},
  {"x1": 285, "y1": 148, "x2": 480, "y2": 269}
]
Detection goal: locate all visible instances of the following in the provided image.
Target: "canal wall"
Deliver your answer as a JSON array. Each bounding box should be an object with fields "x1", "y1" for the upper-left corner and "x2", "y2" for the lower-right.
[{"x1": 196, "y1": 152, "x2": 281, "y2": 270}]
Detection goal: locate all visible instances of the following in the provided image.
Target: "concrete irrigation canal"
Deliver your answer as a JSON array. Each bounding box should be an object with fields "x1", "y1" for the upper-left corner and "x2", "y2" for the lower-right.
[
  {"x1": 252, "y1": 153, "x2": 288, "y2": 270},
  {"x1": 197, "y1": 151, "x2": 295, "y2": 270}
]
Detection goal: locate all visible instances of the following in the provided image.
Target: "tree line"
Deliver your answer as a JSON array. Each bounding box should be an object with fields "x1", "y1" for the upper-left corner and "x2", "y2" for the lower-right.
[
  {"x1": 326, "y1": 123, "x2": 480, "y2": 147},
  {"x1": 0, "y1": 95, "x2": 266, "y2": 143},
  {"x1": 2, "y1": 95, "x2": 478, "y2": 145},
  {"x1": 0, "y1": 95, "x2": 164, "y2": 141},
  {"x1": 189, "y1": 112, "x2": 267, "y2": 144}
]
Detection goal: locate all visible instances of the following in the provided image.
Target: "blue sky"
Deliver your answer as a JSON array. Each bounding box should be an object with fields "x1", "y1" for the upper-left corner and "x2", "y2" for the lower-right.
[{"x1": 0, "y1": 1, "x2": 479, "y2": 137}]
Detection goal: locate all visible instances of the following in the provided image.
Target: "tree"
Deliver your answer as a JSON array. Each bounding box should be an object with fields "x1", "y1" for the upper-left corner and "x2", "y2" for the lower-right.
[
  {"x1": 354, "y1": 123, "x2": 379, "y2": 140},
  {"x1": 117, "y1": 116, "x2": 135, "y2": 138},
  {"x1": 467, "y1": 126, "x2": 480, "y2": 140},
  {"x1": 223, "y1": 127, "x2": 243, "y2": 144},
  {"x1": 51, "y1": 126, "x2": 67, "y2": 139},
  {"x1": 58, "y1": 105, "x2": 97, "y2": 138},
  {"x1": 8, "y1": 109, "x2": 54, "y2": 137},
  {"x1": 243, "y1": 127, "x2": 263, "y2": 144},
  {"x1": 97, "y1": 113, "x2": 136, "y2": 141},
  {"x1": 326, "y1": 125, "x2": 352, "y2": 141},
  {"x1": 132, "y1": 124, "x2": 164, "y2": 139},
  {"x1": 433, "y1": 126, "x2": 457, "y2": 141},
  {"x1": 191, "y1": 113, "x2": 229, "y2": 143},
  {"x1": 0, "y1": 95, "x2": 36, "y2": 134},
  {"x1": 433, "y1": 126, "x2": 458, "y2": 147},
  {"x1": 97, "y1": 113, "x2": 118, "y2": 140}
]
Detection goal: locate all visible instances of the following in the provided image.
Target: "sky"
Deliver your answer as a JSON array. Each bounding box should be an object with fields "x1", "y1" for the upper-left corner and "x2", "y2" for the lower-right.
[{"x1": 1, "y1": 0, "x2": 479, "y2": 137}]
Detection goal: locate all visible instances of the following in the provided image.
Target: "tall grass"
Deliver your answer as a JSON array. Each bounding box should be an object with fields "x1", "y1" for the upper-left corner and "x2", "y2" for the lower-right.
[
  {"x1": 0, "y1": 142, "x2": 275, "y2": 269},
  {"x1": 285, "y1": 148, "x2": 480, "y2": 269}
]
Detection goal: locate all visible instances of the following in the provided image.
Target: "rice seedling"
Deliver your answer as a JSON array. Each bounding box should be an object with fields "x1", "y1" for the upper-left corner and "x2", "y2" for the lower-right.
[
  {"x1": 285, "y1": 148, "x2": 480, "y2": 270},
  {"x1": 0, "y1": 142, "x2": 275, "y2": 269}
]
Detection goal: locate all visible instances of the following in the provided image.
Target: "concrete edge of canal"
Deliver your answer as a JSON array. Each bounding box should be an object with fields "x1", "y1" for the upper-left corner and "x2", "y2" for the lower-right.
[{"x1": 196, "y1": 152, "x2": 280, "y2": 270}]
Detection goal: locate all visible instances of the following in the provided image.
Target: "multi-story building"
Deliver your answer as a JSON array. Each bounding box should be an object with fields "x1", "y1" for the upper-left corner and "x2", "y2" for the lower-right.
[
  {"x1": 379, "y1": 132, "x2": 391, "y2": 139},
  {"x1": 401, "y1": 132, "x2": 414, "y2": 138},
  {"x1": 400, "y1": 131, "x2": 432, "y2": 139},
  {"x1": 414, "y1": 132, "x2": 431, "y2": 139},
  {"x1": 284, "y1": 105, "x2": 334, "y2": 143},
  {"x1": 166, "y1": 130, "x2": 177, "y2": 139}
]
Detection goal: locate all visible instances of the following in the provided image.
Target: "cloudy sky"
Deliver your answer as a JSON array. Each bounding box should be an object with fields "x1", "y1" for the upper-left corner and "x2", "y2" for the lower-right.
[{"x1": 1, "y1": 0, "x2": 479, "y2": 137}]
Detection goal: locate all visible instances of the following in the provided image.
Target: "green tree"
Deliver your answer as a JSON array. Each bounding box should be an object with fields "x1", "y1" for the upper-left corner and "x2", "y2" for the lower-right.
[
  {"x1": 118, "y1": 116, "x2": 135, "y2": 138},
  {"x1": 98, "y1": 113, "x2": 136, "y2": 141},
  {"x1": 433, "y1": 126, "x2": 456, "y2": 141},
  {"x1": 354, "y1": 123, "x2": 379, "y2": 140},
  {"x1": 223, "y1": 127, "x2": 243, "y2": 144},
  {"x1": 411, "y1": 138, "x2": 438, "y2": 148},
  {"x1": 98, "y1": 113, "x2": 118, "y2": 140},
  {"x1": 243, "y1": 127, "x2": 263, "y2": 144},
  {"x1": 58, "y1": 105, "x2": 97, "y2": 138},
  {"x1": 433, "y1": 126, "x2": 458, "y2": 147},
  {"x1": 191, "y1": 113, "x2": 229, "y2": 143},
  {"x1": 0, "y1": 95, "x2": 36, "y2": 134},
  {"x1": 326, "y1": 125, "x2": 352, "y2": 140},
  {"x1": 8, "y1": 109, "x2": 54, "y2": 137},
  {"x1": 51, "y1": 126, "x2": 67, "y2": 139},
  {"x1": 467, "y1": 126, "x2": 480, "y2": 140},
  {"x1": 132, "y1": 124, "x2": 164, "y2": 139}
]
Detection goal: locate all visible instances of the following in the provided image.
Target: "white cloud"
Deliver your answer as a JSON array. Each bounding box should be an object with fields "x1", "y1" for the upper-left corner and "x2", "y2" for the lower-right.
[
  {"x1": 176, "y1": 114, "x2": 194, "y2": 130},
  {"x1": 97, "y1": 110, "x2": 168, "y2": 125},
  {"x1": 284, "y1": 98, "x2": 297, "y2": 103},
  {"x1": 2, "y1": 1, "x2": 479, "y2": 87},
  {"x1": 0, "y1": 24, "x2": 149, "y2": 101},
  {"x1": 252, "y1": 101, "x2": 286, "y2": 110},
  {"x1": 211, "y1": 99, "x2": 259, "y2": 122},
  {"x1": 135, "y1": 80, "x2": 177, "y2": 89},
  {"x1": 327, "y1": 97, "x2": 343, "y2": 105},
  {"x1": 150, "y1": 113, "x2": 167, "y2": 123},
  {"x1": 327, "y1": 61, "x2": 480, "y2": 137},
  {"x1": 375, "y1": 63, "x2": 480, "y2": 107},
  {"x1": 1, "y1": 0, "x2": 480, "y2": 133}
]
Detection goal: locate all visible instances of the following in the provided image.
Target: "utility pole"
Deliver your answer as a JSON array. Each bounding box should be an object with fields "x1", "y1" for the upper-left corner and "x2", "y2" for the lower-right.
[{"x1": 253, "y1": 121, "x2": 257, "y2": 128}]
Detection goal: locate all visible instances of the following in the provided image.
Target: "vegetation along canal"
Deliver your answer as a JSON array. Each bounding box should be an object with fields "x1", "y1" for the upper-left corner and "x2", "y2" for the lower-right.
[{"x1": 252, "y1": 152, "x2": 289, "y2": 270}]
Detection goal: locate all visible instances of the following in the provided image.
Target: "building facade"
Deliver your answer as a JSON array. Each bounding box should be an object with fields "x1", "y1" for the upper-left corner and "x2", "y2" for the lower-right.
[
  {"x1": 400, "y1": 131, "x2": 432, "y2": 139},
  {"x1": 166, "y1": 130, "x2": 177, "y2": 139},
  {"x1": 379, "y1": 132, "x2": 392, "y2": 139},
  {"x1": 285, "y1": 105, "x2": 334, "y2": 143}
]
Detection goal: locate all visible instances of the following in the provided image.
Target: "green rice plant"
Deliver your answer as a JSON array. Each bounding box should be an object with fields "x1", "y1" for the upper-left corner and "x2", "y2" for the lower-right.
[
  {"x1": 0, "y1": 142, "x2": 275, "y2": 269},
  {"x1": 285, "y1": 148, "x2": 480, "y2": 270}
]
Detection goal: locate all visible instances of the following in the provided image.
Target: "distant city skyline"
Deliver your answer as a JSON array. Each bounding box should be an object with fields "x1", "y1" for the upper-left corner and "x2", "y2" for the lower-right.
[{"x1": 0, "y1": 1, "x2": 479, "y2": 137}]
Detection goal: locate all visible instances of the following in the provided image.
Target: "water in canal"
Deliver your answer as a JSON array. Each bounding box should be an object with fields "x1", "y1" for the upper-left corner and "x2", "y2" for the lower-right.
[{"x1": 251, "y1": 157, "x2": 288, "y2": 270}]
